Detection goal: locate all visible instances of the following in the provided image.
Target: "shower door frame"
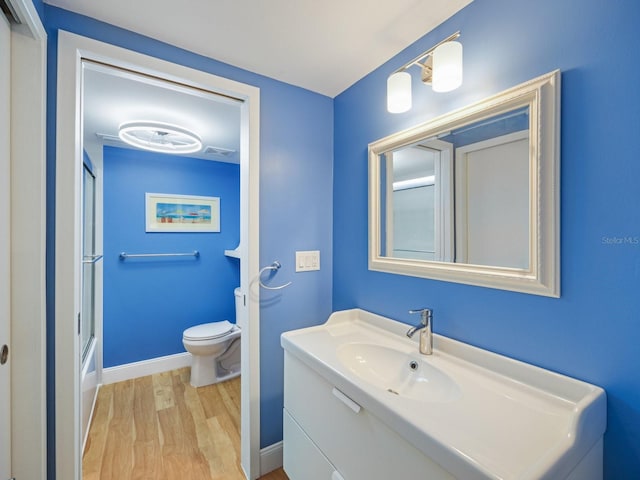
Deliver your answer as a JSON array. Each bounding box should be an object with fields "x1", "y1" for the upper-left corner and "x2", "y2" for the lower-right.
[
  {"x1": 56, "y1": 31, "x2": 262, "y2": 480},
  {"x1": 81, "y1": 162, "x2": 97, "y2": 362}
]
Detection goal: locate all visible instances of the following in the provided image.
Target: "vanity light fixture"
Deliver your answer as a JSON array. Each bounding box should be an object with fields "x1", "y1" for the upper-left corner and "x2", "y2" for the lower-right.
[
  {"x1": 118, "y1": 121, "x2": 202, "y2": 154},
  {"x1": 387, "y1": 31, "x2": 462, "y2": 113}
]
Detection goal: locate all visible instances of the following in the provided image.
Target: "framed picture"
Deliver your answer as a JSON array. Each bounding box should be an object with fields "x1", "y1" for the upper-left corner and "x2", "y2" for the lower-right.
[{"x1": 145, "y1": 193, "x2": 220, "y2": 232}]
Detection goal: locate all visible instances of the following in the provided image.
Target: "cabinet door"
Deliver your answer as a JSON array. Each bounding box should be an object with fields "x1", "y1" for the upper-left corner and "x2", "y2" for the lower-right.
[
  {"x1": 284, "y1": 410, "x2": 338, "y2": 480},
  {"x1": 284, "y1": 353, "x2": 454, "y2": 480}
]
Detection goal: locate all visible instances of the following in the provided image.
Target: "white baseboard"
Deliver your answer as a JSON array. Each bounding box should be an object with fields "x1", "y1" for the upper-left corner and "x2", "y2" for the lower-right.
[
  {"x1": 102, "y1": 352, "x2": 192, "y2": 385},
  {"x1": 260, "y1": 441, "x2": 283, "y2": 475}
]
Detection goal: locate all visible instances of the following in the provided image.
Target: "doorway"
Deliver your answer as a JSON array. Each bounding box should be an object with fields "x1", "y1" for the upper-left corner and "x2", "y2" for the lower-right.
[
  {"x1": 56, "y1": 32, "x2": 261, "y2": 479},
  {"x1": 79, "y1": 59, "x2": 245, "y2": 447}
]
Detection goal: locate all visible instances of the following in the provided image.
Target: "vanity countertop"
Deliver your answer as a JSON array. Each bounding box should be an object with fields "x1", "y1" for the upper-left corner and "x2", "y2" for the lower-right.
[{"x1": 281, "y1": 308, "x2": 606, "y2": 480}]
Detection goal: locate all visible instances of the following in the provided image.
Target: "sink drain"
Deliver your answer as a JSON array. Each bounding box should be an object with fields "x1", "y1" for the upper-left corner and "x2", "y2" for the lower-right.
[{"x1": 409, "y1": 360, "x2": 419, "y2": 371}]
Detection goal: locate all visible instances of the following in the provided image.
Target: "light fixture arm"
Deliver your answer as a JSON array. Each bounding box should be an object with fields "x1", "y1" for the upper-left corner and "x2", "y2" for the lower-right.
[{"x1": 392, "y1": 31, "x2": 461, "y2": 75}]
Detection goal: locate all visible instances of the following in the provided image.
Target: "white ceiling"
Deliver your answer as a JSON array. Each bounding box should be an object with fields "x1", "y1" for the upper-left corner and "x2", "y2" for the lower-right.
[
  {"x1": 83, "y1": 62, "x2": 242, "y2": 162},
  {"x1": 45, "y1": 0, "x2": 472, "y2": 97},
  {"x1": 73, "y1": 0, "x2": 473, "y2": 162}
]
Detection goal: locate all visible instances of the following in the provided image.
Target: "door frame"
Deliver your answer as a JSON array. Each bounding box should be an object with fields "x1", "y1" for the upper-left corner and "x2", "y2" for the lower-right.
[
  {"x1": 56, "y1": 31, "x2": 261, "y2": 479},
  {"x1": 6, "y1": 0, "x2": 47, "y2": 479}
]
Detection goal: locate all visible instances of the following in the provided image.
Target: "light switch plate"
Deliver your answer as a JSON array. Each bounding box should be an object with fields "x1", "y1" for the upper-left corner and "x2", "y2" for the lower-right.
[{"x1": 296, "y1": 250, "x2": 320, "y2": 272}]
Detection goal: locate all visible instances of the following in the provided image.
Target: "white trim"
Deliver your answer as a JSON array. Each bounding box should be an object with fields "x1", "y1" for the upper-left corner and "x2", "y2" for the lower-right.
[
  {"x1": 56, "y1": 31, "x2": 261, "y2": 480},
  {"x1": 241, "y1": 51, "x2": 262, "y2": 480},
  {"x1": 102, "y1": 352, "x2": 192, "y2": 385},
  {"x1": 260, "y1": 441, "x2": 284, "y2": 475},
  {"x1": 431, "y1": 140, "x2": 454, "y2": 263},
  {"x1": 8, "y1": 0, "x2": 48, "y2": 479}
]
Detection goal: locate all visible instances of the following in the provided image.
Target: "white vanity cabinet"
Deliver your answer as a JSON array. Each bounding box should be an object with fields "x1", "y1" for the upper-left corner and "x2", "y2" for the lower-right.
[
  {"x1": 283, "y1": 352, "x2": 453, "y2": 480},
  {"x1": 281, "y1": 309, "x2": 606, "y2": 480}
]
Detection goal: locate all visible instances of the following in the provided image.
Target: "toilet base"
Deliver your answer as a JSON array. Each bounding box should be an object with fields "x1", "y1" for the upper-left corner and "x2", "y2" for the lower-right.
[
  {"x1": 189, "y1": 353, "x2": 218, "y2": 387},
  {"x1": 190, "y1": 359, "x2": 241, "y2": 387},
  {"x1": 188, "y1": 336, "x2": 241, "y2": 387}
]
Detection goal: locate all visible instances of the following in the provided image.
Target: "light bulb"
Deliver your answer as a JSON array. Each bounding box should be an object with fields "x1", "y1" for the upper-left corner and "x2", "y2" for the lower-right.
[
  {"x1": 432, "y1": 41, "x2": 463, "y2": 93},
  {"x1": 387, "y1": 71, "x2": 412, "y2": 113}
]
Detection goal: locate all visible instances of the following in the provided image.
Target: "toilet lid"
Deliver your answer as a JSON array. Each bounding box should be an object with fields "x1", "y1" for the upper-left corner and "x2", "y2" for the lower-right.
[{"x1": 183, "y1": 320, "x2": 234, "y2": 341}]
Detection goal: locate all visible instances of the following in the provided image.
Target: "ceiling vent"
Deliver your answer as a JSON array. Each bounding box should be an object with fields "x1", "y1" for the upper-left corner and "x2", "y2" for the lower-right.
[
  {"x1": 95, "y1": 133, "x2": 121, "y2": 143},
  {"x1": 203, "y1": 146, "x2": 237, "y2": 157}
]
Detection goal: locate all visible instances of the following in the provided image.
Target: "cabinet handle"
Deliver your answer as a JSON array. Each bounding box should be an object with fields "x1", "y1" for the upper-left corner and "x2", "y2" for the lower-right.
[{"x1": 332, "y1": 387, "x2": 361, "y2": 414}]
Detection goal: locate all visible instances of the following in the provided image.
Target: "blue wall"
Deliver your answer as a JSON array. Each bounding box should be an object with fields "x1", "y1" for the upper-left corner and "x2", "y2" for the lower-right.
[
  {"x1": 44, "y1": 5, "x2": 333, "y2": 475},
  {"x1": 333, "y1": 1, "x2": 640, "y2": 478},
  {"x1": 43, "y1": 1, "x2": 640, "y2": 478},
  {"x1": 102, "y1": 146, "x2": 240, "y2": 367}
]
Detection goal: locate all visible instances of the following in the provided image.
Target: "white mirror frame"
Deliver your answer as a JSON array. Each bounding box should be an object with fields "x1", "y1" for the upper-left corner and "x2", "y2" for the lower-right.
[{"x1": 369, "y1": 70, "x2": 560, "y2": 297}]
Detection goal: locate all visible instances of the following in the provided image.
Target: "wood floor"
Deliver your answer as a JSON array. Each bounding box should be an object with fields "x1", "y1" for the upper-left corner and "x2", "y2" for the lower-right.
[{"x1": 83, "y1": 368, "x2": 288, "y2": 480}]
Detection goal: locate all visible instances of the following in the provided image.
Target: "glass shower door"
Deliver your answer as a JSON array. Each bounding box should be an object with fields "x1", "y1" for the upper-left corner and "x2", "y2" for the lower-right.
[{"x1": 81, "y1": 164, "x2": 100, "y2": 362}]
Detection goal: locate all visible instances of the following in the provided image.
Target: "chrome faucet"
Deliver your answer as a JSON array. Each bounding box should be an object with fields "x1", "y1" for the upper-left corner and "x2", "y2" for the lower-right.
[{"x1": 406, "y1": 308, "x2": 433, "y2": 355}]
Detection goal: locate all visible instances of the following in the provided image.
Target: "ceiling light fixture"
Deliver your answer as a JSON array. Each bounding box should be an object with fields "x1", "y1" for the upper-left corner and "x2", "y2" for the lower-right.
[
  {"x1": 393, "y1": 175, "x2": 436, "y2": 191},
  {"x1": 118, "y1": 121, "x2": 202, "y2": 154},
  {"x1": 387, "y1": 31, "x2": 462, "y2": 113}
]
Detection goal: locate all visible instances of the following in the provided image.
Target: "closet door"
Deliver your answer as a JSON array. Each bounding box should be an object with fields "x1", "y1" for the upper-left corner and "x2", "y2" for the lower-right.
[{"x1": 0, "y1": 9, "x2": 12, "y2": 479}]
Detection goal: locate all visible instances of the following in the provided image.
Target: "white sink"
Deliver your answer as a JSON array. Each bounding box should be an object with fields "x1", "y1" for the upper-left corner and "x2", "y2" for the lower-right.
[
  {"x1": 337, "y1": 342, "x2": 461, "y2": 402},
  {"x1": 281, "y1": 308, "x2": 606, "y2": 480}
]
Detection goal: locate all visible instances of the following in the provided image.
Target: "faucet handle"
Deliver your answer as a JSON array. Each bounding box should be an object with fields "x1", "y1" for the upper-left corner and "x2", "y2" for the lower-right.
[{"x1": 408, "y1": 308, "x2": 432, "y2": 325}]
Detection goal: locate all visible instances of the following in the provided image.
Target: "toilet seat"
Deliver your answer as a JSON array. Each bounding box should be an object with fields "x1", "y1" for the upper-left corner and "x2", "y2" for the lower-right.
[{"x1": 183, "y1": 320, "x2": 234, "y2": 341}]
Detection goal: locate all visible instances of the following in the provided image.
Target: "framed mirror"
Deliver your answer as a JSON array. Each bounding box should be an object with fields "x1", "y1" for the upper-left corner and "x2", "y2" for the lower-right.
[{"x1": 369, "y1": 70, "x2": 560, "y2": 296}]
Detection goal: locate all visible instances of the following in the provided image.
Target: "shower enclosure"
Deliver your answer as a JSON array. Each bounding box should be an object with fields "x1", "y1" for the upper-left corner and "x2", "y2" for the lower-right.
[{"x1": 82, "y1": 162, "x2": 99, "y2": 360}]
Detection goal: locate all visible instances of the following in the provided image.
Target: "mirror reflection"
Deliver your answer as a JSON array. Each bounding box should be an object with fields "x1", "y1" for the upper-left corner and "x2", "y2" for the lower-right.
[{"x1": 379, "y1": 106, "x2": 530, "y2": 270}]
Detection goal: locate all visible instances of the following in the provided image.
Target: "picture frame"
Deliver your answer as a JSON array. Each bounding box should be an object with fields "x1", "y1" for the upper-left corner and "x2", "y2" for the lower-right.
[{"x1": 145, "y1": 193, "x2": 220, "y2": 232}]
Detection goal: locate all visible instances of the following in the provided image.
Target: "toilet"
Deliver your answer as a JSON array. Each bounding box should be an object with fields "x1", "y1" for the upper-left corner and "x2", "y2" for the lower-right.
[{"x1": 182, "y1": 320, "x2": 241, "y2": 387}]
